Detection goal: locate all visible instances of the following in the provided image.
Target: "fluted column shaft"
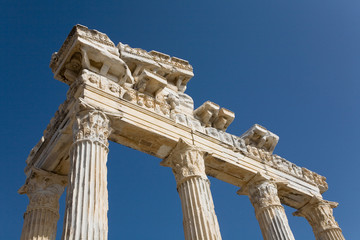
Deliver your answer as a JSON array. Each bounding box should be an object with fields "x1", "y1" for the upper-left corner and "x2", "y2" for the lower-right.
[
  {"x1": 161, "y1": 139, "x2": 222, "y2": 240},
  {"x1": 239, "y1": 175, "x2": 295, "y2": 240},
  {"x1": 294, "y1": 197, "x2": 345, "y2": 240},
  {"x1": 62, "y1": 110, "x2": 111, "y2": 240},
  {"x1": 19, "y1": 168, "x2": 67, "y2": 240}
]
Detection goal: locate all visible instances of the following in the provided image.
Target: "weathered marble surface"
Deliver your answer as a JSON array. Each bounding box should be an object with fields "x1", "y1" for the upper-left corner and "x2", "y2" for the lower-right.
[
  {"x1": 294, "y1": 197, "x2": 345, "y2": 240},
  {"x1": 238, "y1": 173, "x2": 295, "y2": 240},
  {"x1": 19, "y1": 168, "x2": 67, "y2": 240},
  {"x1": 161, "y1": 139, "x2": 222, "y2": 240},
  {"x1": 62, "y1": 110, "x2": 111, "y2": 240},
  {"x1": 19, "y1": 25, "x2": 345, "y2": 240}
]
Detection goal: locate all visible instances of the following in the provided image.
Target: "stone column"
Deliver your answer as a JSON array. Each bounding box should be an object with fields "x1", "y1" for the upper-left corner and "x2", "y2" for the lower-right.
[
  {"x1": 62, "y1": 110, "x2": 112, "y2": 240},
  {"x1": 19, "y1": 167, "x2": 67, "y2": 240},
  {"x1": 238, "y1": 174, "x2": 295, "y2": 240},
  {"x1": 161, "y1": 139, "x2": 222, "y2": 240},
  {"x1": 293, "y1": 197, "x2": 345, "y2": 240}
]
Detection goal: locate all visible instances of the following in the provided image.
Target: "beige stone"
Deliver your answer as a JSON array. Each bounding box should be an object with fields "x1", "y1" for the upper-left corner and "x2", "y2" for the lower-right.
[
  {"x1": 18, "y1": 24, "x2": 345, "y2": 240},
  {"x1": 161, "y1": 139, "x2": 222, "y2": 240},
  {"x1": 62, "y1": 110, "x2": 112, "y2": 240},
  {"x1": 294, "y1": 196, "x2": 345, "y2": 240},
  {"x1": 19, "y1": 168, "x2": 67, "y2": 240},
  {"x1": 238, "y1": 173, "x2": 295, "y2": 240}
]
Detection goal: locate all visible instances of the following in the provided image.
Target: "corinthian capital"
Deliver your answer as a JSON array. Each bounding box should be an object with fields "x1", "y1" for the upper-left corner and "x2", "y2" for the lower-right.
[
  {"x1": 161, "y1": 139, "x2": 207, "y2": 185},
  {"x1": 294, "y1": 196, "x2": 340, "y2": 233},
  {"x1": 73, "y1": 110, "x2": 112, "y2": 146},
  {"x1": 238, "y1": 173, "x2": 282, "y2": 210},
  {"x1": 18, "y1": 168, "x2": 67, "y2": 214}
]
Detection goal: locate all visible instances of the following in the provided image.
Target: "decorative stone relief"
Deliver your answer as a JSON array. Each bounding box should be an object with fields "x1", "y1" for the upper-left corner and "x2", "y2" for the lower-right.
[
  {"x1": 20, "y1": 25, "x2": 347, "y2": 240},
  {"x1": 19, "y1": 168, "x2": 67, "y2": 240},
  {"x1": 122, "y1": 89, "x2": 326, "y2": 192},
  {"x1": 218, "y1": 131, "x2": 234, "y2": 146},
  {"x1": 166, "y1": 93, "x2": 180, "y2": 113},
  {"x1": 186, "y1": 115, "x2": 205, "y2": 133},
  {"x1": 247, "y1": 177, "x2": 282, "y2": 210},
  {"x1": 48, "y1": 26, "x2": 329, "y2": 194},
  {"x1": 232, "y1": 135, "x2": 247, "y2": 152},
  {"x1": 73, "y1": 110, "x2": 112, "y2": 146},
  {"x1": 161, "y1": 139, "x2": 223, "y2": 240},
  {"x1": 294, "y1": 196, "x2": 344, "y2": 239},
  {"x1": 243, "y1": 144, "x2": 328, "y2": 192},
  {"x1": 206, "y1": 127, "x2": 221, "y2": 140},
  {"x1": 246, "y1": 145, "x2": 273, "y2": 162},
  {"x1": 80, "y1": 45, "x2": 134, "y2": 85},
  {"x1": 18, "y1": 168, "x2": 67, "y2": 214},
  {"x1": 161, "y1": 139, "x2": 207, "y2": 185},
  {"x1": 79, "y1": 69, "x2": 125, "y2": 98},
  {"x1": 123, "y1": 87, "x2": 137, "y2": 103},
  {"x1": 118, "y1": 42, "x2": 193, "y2": 75},
  {"x1": 47, "y1": 24, "x2": 330, "y2": 201},
  {"x1": 302, "y1": 168, "x2": 328, "y2": 193}
]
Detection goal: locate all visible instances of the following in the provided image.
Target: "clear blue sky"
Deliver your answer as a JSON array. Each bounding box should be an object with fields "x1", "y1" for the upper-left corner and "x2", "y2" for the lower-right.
[{"x1": 1, "y1": 1, "x2": 359, "y2": 239}]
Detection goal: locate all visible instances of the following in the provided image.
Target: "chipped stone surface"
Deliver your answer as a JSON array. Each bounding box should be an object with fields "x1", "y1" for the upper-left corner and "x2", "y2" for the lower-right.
[{"x1": 241, "y1": 124, "x2": 279, "y2": 153}]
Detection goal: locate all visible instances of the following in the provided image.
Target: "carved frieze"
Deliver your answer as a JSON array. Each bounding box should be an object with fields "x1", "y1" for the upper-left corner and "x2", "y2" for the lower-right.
[
  {"x1": 244, "y1": 145, "x2": 328, "y2": 192},
  {"x1": 118, "y1": 43, "x2": 193, "y2": 72},
  {"x1": 117, "y1": 42, "x2": 193, "y2": 94},
  {"x1": 46, "y1": 25, "x2": 329, "y2": 201},
  {"x1": 218, "y1": 131, "x2": 234, "y2": 146},
  {"x1": 20, "y1": 25, "x2": 344, "y2": 240},
  {"x1": 79, "y1": 69, "x2": 125, "y2": 97},
  {"x1": 232, "y1": 135, "x2": 247, "y2": 152},
  {"x1": 206, "y1": 127, "x2": 221, "y2": 140}
]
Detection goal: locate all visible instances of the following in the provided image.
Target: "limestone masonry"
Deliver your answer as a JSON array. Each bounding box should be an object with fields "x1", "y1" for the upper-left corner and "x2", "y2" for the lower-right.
[{"x1": 19, "y1": 25, "x2": 345, "y2": 240}]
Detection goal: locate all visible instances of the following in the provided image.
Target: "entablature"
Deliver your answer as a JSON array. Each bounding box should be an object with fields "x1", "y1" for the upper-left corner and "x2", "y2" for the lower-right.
[{"x1": 26, "y1": 25, "x2": 328, "y2": 210}]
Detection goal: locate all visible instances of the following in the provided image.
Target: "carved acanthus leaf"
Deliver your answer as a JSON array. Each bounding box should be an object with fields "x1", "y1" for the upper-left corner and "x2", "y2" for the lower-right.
[
  {"x1": 18, "y1": 168, "x2": 67, "y2": 214},
  {"x1": 294, "y1": 196, "x2": 340, "y2": 233},
  {"x1": 161, "y1": 139, "x2": 207, "y2": 185},
  {"x1": 73, "y1": 110, "x2": 112, "y2": 146},
  {"x1": 238, "y1": 173, "x2": 282, "y2": 211}
]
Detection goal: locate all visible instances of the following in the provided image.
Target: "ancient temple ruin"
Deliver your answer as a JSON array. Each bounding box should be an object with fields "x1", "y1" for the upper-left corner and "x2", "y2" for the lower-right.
[{"x1": 19, "y1": 25, "x2": 345, "y2": 240}]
